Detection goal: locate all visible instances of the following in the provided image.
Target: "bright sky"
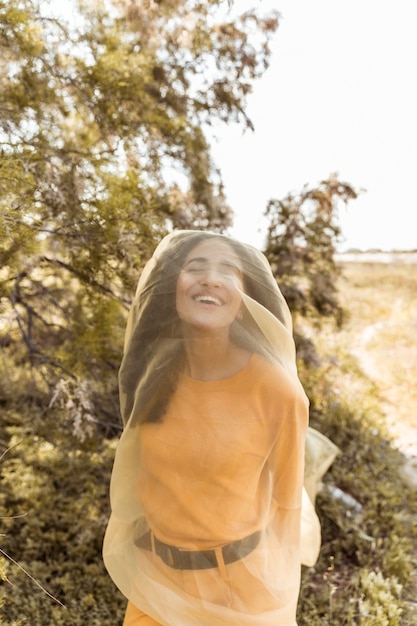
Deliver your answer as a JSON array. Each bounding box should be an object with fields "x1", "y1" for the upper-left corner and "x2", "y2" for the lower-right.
[{"x1": 211, "y1": 0, "x2": 417, "y2": 251}]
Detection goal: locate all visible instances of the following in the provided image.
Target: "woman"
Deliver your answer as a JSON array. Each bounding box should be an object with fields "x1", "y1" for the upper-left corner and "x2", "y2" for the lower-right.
[{"x1": 103, "y1": 230, "x2": 332, "y2": 626}]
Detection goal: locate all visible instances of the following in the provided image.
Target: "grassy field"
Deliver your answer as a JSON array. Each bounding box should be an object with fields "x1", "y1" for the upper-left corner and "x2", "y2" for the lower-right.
[
  {"x1": 336, "y1": 256, "x2": 417, "y2": 465},
  {"x1": 296, "y1": 254, "x2": 417, "y2": 624},
  {"x1": 338, "y1": 256, "x2": 417, "y2": 618}
]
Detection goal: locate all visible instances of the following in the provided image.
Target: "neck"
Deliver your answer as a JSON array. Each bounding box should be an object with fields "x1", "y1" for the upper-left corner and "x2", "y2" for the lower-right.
[{"x1": 182, "y1": 330, "x2": 251, "y2": 381}]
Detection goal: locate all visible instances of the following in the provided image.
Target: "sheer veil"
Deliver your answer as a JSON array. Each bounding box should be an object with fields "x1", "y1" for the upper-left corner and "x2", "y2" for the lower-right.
[{"x1": 103, "y1": 230, "x2": 338, "y2": 626}]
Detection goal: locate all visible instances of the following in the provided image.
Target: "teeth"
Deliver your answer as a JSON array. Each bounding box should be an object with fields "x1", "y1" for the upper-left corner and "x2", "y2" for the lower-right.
[{"x1": 195, "y1": 295, "x2": 221, "y2": 305}]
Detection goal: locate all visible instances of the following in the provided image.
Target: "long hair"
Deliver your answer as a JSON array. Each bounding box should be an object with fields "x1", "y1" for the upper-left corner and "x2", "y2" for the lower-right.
[{"x1": 119, "y1": 231, "x2": 290, "y2": 425}]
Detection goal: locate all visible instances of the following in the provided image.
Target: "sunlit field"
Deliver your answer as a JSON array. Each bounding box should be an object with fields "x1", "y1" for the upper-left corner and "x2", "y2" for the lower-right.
[
  {"x1": 296, "y1": 253, "x2": 417, "y2": 625},
  {"x1": 337, "y1": 255, "x2": 417, "y2": 461}
]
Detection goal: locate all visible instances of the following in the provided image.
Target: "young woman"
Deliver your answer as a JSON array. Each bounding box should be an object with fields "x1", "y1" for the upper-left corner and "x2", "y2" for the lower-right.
[{"x1": 103, "y1": 230, "x2": 334, "y2": 626}]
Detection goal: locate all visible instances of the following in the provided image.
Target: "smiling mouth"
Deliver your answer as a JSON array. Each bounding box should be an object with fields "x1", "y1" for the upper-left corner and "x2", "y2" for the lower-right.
[{"x1": 194, "y1": 295, "x2": 222, "y2": 306}]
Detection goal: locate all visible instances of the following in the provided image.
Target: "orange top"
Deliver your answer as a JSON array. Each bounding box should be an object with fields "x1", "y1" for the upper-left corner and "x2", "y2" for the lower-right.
[{"x1": 139, "y1": 353, "x2": 308, "y2": 548}]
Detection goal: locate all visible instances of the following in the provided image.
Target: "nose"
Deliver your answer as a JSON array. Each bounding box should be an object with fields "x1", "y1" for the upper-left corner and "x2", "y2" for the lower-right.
[{"x1": 200, "y1": 268, "x2": 222, "y2": 287}]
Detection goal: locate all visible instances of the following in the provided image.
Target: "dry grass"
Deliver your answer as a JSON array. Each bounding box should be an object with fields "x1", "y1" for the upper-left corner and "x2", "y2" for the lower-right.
[
  {"x1": 297, "y1": 255, "x2": 417, "y2": 624},
  {"x1": 338, "y1": 258, "x2": 417, "y2": 620},
  {"x1": 337, "y1": 258, "x2": 417, "y2": 462}
]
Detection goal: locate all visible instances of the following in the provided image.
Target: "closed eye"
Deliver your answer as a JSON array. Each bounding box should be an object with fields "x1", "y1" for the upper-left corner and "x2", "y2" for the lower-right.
[
  {"x1": 182, "y1": 257, "x2": 243, "y2": 281},
  {"x1": 221, "y1": 262, "x2": 242, "y2": 276},
  {"x1": 185, "y1": 264, "x2": 241, "y2": 279}
]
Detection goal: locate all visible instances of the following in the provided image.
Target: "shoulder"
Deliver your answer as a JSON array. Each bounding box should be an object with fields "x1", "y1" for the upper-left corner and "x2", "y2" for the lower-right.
[
  {"x1": 250, "y1": 353, "x2": 300, "y2": 387},
  {"x1": 249, "y1": 353, "x2": 309, "y2": 407}
]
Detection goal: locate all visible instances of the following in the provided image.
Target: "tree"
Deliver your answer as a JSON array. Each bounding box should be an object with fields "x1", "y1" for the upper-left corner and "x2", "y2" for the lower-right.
[
  {"x1": 0, "y1": 0, "x2": 278, "y2": 392},
  {"x1": 263, "y1": 175, "x2": 359, "y2": 363}
]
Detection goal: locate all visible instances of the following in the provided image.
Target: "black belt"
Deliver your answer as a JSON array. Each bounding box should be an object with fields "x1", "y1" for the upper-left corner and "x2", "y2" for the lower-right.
[{"x1": 135, "y1": 529, "x2": 261, "y2": 570}]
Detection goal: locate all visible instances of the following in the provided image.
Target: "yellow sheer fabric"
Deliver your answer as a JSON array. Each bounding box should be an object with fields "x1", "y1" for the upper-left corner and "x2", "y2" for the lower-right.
[{"x1": 103, "y1": 231, "x2": 337, "y2": 626}]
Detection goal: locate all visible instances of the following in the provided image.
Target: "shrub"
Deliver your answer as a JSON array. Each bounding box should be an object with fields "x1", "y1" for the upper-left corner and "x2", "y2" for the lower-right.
[{"x1": 0, "y1": 395, "x2": 125, "y2": 625}]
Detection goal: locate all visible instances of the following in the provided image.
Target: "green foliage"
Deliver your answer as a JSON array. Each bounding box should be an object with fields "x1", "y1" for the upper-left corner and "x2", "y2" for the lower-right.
[
  {"x1": 1, "y1": 0, "x2": 278, "y2": 387},
  {"x1": 264, "y1": 176, "x2": 359, "y2": 327},
  {"x1": 0, "y1": 396, "x2": 125, "y2": 625},
  {"x1": 263, "y1": 175, "x2": 360, "y2": 367},
  {"x1": 358, "y1": 570, "x2": 403, "y2": 626}
]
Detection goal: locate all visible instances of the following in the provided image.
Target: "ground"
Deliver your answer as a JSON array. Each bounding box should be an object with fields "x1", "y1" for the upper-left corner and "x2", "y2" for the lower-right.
[{"x1": 336, "y1": 252, "x2": 417, "y2": 486}]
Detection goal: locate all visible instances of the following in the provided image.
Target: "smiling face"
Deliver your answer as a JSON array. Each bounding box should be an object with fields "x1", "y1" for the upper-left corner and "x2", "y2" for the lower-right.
[{"x1": 176, "y1": 239, "x2": 244, "y2": 334}]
